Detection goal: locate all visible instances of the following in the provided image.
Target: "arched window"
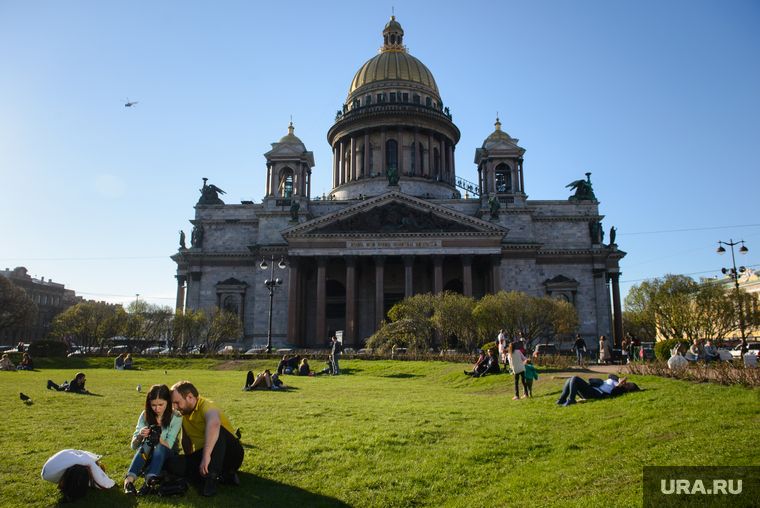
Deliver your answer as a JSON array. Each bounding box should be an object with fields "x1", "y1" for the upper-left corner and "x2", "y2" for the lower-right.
[
  {"x1": 279, "y1": 167, "x2": 294, "y2": 197},
  {"x1": 495, "y1": 163, "x2": 512, "y2": 193},
  {"x1": 386, "y1": 139, "x2": 397, "y2": 173},
  {"x1": 223, "y1": 295, "x2": 239, "y2": 316}
]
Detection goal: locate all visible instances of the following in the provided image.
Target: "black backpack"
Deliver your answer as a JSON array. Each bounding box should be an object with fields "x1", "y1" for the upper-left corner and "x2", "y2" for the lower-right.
[{"x1": 60, "y1": 465, "x2": 90, "y2": 502}]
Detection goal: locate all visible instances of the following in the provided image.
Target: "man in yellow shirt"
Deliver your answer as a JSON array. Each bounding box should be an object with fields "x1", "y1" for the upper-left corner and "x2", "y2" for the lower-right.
[{"x1": 166, "y1": 381, "x2": 243, "y2": 496}]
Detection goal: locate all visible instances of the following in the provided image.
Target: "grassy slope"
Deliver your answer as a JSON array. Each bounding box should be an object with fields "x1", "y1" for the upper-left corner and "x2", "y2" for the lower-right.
[{"x1": 2, "y1": 359, "x2": 758, "y2": 508}]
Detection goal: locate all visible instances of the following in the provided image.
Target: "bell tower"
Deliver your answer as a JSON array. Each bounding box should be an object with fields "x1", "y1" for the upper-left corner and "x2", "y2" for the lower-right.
[{"x1": 263, "y1": 121, "x2": 315, "y2": 205}]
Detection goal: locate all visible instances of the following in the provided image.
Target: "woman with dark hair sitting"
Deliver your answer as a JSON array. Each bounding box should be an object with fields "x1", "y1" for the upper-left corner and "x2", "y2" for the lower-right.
[
  {"x1": 556, "y1": 374, "x2": 640, "y2": 407},
  {"x1": 124, "y1": 384, "x2": 182, "y2": 496}
]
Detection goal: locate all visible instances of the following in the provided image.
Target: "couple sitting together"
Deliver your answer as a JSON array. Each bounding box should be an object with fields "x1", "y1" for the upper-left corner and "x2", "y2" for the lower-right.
[{"x1": 123, "y1": 381, "x2": 243, "y2": 498}]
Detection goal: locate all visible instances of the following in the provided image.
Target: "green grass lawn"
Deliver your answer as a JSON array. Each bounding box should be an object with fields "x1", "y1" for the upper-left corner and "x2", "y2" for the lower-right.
[{"x1": 3, "y1": 358, "x2": 758, "y2": 507}]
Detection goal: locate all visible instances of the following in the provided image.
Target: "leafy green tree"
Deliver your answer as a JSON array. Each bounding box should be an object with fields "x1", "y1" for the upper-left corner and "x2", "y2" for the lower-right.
[
  {"x1": 122, "y1": 300, "x2": 174, "y2": 350},
  {"x1": 368, "y1": 294, "x2": 435, "y2": 352},
  {"x1": 51, "y1": 302, "x2": 127, "y2": 351},
  {"x1": 0, "y1": 276, "x2": 38, "y2": 343},
  {"x1": 175, "y1": 307, "x2": 243, "y2": 352},
  {"x1": 432, "y1": 292, "x2": 477, "y2": 351}
]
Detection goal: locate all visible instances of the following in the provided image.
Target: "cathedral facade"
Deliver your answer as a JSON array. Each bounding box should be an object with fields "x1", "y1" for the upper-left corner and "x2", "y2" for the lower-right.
[{"x1": 171, "y1": 17, "x2": 626, "y2": 349}]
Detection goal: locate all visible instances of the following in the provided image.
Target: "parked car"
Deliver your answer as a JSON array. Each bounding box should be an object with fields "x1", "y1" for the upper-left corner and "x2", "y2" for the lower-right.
[
  {"x1": 108, "y1": 345, "x2": 130, "y2": 355},
  {"x1": 533, "y1": 344, "x2": 558, "y2": 356},
  {"x1": 245, "y1": 347, "x2": 267, "y2": 354},
  {"x1": 142, "y1": 346, "x2": 164, "y2": 355},
  {"x1": 729, "y1": 343, "x2": 760, "y2": 359}
]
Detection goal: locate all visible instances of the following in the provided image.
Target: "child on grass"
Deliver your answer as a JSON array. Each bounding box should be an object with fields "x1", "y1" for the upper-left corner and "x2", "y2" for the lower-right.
[{"x1": 523, "y1": 359, "x2": 538, "y2": 397}]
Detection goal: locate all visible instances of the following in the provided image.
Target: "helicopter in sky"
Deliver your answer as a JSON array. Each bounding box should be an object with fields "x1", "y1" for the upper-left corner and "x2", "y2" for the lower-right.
[{"x1": 121, "y1": 97, "x2": 138, "y2": 107}]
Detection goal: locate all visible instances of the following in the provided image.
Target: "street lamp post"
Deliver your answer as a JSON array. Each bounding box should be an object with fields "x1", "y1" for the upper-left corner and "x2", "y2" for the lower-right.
[
  {"x1": 717, "y1": 239, "x2": 750, "y2": 355},
  {"x1": 261, "y1": 256, "x2": 287, "y2": 354}
]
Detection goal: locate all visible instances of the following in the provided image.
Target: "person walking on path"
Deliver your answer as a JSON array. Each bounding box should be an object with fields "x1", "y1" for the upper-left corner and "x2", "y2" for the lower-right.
[
  {"x1": 572, "y1": 335, "x2": 586, "y2": 366},
  {"x1": 599, "y1": 335, "x2": 612, "y2": 365},
  {"x1": 507, "y1": 343, "x2": 529, "y2": 400}
]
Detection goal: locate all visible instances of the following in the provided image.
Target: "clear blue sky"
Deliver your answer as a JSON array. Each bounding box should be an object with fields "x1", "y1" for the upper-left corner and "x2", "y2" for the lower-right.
[{"x1": 2, "y1": 0, "x2": 758, "y2": 309}]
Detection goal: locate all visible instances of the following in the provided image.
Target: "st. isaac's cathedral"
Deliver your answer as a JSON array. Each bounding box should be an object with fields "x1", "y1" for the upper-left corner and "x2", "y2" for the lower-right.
[{"x1": 171, "y1": 17, "x2": 626, "y2": 349}]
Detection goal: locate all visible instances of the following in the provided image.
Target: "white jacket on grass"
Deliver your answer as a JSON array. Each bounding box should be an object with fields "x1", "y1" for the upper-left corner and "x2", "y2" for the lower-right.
[{"x1": 41, "y1": 449, "x2": 115, "y2": 489}]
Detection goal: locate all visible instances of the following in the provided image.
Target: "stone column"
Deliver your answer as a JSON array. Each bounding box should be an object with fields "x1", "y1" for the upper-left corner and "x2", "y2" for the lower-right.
[
  {"x1": 345, "y1": 256, "x2": 357, "y2": 346},
  {"x1": 175, "y1": 275, "x2": 186, "y2": 312},
  {"x1": 397, "y1": 126, "x2": 404, "y2": 174},
  {"x1": 239, "y1": 291, "x2": 246, "y2": 334},
  {"x1": 461, "y1": 255, "x2": 473, "y2": 298},
  {"x1": 490, "y1": 160, "x2": 497, "y2": 193},
  {"x1": 307, "y1": 169, "x2": 311, "y2": 200},
  {"x1": 403, "y1": 255, "x2": 414, "y2": 298},
  {"x1": 451, "y1": 145, "x2": 456, "y2": 182},
  {"x1": 413, "y1": 129, "x2": 420, "y2": 176},
  {"x1": 610, "y1": 271, "x2": 624, "y2": 347},
  {"x1": 440, "y1": 139, "x2": 446, "y2": 181},
  {"x1": 332, "y1": 146, "x2": 337, "y2": 189},
  {"x1": 316, "y1": 256, "x2": 328, "y2": 345},
  {"x1": 189, "y1": 271, "x2": 201, "y2": 308},
  {"x1": 427, "y1": 133, "x2": 433, "y2": 176},
  {"x1": 490, "y1": 254, "x2": 502, "y2": 294},
  {"x1": 478, "y1": 164, "x2": 483, "y2": 195},
  {"x1": 266, "y1": 163, "x2": 272, "y2": 197},
  {"x1": 350, "y1": 135, "x2": 356, "y2": 181},
  {"x1": 374, "y1": 255, "x2": 386, "y2": 330},
  {"x1": 364, "y1": 131, "x2": 370, "y2": 178},
  {"x1": 519, "y1": 158, "x2": 525, "y2": 193},
  {"x1": 380, "y1": 128, "x2": 386, "y2": 174},
  {"x1": 432, "y1": 255, "x2": 444, "y2": 294},
  {"x1": 448, "y1": 143, "x2": 454, "y2": 182},
  {"x1": 287, "y1": 257, "x2": 300, "y2": 346}
]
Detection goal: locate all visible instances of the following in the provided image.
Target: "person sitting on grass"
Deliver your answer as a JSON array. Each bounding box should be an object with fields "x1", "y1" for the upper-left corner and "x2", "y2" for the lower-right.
[
  {"x1": 124, "y1": 384, "x2": 182, "y2": 496},
  {"x1": 276, "y1": 355, "x2": 301, "y2": 375},
  {"x1": 298, "y1": 358, "x2": 311, "y2": 376},
  {"x1": 115, "y1": 354, "x2": 125, "y2": 370},
  {"x1": 47, "y1": 372, "x2": 90, "y2": 393},
  {"x1": 314, "y1": 358, "x2": 333, "y2": 376},
  {"x1": 0, "y1": 354, "x2": 14, "y2": 371},
  {"x1": 166, "y1": 381, "x2": 244, "y2": 497},
  {"x1": 474, "y1": 349, "x2": 501, "y2": 377},
  {"x1": 464, "y1": 350, "x2": 488, "y2": 377},
  {"x1": 17, "y1": 353, "x2": 34, "y2": 371},
  {"x1": 555, "y1": 374, "x2": 640, "y2": 407},
  {"x1": 124, "y1": 353, "x2": 141, "y2": 370}
]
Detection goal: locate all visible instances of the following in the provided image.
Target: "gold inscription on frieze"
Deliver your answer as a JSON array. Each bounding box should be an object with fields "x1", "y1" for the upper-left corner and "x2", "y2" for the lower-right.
[{"x1": 348, "y1": 241, "x2": 439, "y2": 248}]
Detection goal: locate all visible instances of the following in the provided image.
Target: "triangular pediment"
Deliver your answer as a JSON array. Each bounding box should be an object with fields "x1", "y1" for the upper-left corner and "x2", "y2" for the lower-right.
[
  {"x1": 485, "y1": 138, "x2": 524, "y2": 152},
  {"x1": 264, "y1": 143, "x2": 307, "y2": 158},
  {"x1": 282, "y1": 191, "x2": 509, "y2": 237}
]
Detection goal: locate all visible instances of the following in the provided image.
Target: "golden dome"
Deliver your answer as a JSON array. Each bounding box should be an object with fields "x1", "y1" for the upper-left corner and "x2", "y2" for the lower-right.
[
  {"x1": 350, "y1": 51, "x2": 438, "y2": 94},
  {"x1": 486, "y1": 117, "x2": 511, "y2": 141},
  {"x1": 278, "y1": 121, "x2": 303, "y2": 144}
]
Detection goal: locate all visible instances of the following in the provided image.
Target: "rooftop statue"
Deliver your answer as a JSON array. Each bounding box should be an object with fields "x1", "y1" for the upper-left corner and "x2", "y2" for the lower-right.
[
  {"x1": 489, "y1": 195, "x2": 501, "y2": 220},
  {"x1": 197, "y1": 177, "x2": 226, "y2": 206},
  {"x1": 179, "y1": 230, "x2": 186, "y2": 249},
  {"x1": 386, "y1": 166, "x2": 400, "y2": 186},
  {"x1": 610, "y1": 226, "x2": 617, "y2": 245},
  {"x1": 566, "y1": 172, "x2": 596, "y2": 201},
  {"x1": 191, "y1": 224, "x2": 204, "y2": 248},
  {"x1": 290, "y1": 199, "x2": 300, "y2": 222}
]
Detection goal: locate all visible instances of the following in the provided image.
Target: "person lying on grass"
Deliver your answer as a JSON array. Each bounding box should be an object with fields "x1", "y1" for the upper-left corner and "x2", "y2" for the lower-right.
[
  {"x1": 555, "y1": 374, "x2": 640, "y2": 407},
  {"x1": 243, "y1": 370, "x2": 289, "y2": 390},
  {"x1": 124, "y1": 384, "x2": 181, "y2": 496},
  {"x1": 47, "y1": 372, "x2": 89, "y2": 393}
]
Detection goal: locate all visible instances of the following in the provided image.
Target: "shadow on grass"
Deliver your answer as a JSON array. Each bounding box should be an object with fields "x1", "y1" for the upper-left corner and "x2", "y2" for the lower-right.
[
  {"x1": 236, "y1": 472, "x2": 353, "y2": 507},
  {"x1": 380, "y1": 373, "x2": 421, "y2": 379}
]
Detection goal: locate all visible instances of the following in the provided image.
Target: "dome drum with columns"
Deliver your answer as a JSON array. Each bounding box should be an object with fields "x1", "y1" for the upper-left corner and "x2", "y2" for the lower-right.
[{"x1": 172, "y1": 16, "x2": 627, "y2": 351}]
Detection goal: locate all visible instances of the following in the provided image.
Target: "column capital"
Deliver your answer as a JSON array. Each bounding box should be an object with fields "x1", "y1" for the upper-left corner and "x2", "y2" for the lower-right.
[
  {"x1": 345, "y1": 255, "x2": 358, "y2": 268},
  {"x1": 490, "y1": 253, "x2": 502, "y2": 266},
  {"x1": 460, "y1": 254, "x2": 474, "y2": 266},
  {"x1": 286, "y1": 255, "x2": 300, "y2": 269},
  {"x1": 373, "y1": 255, "x2": 386, "y2": 267},
  {"x1": 316, "y1": 256, "x2": 329, "y2": 268},
  {"x1": 190, "y1": 271, "x2": 202, "y2": 282},
  {"x1": 402, "y1": 255, "x2": 415, "y2": 267},
  {"x1": 432, "y1": 254, "x2": 444, "y2": 267},
  {"x1": 175, "y1": 274, "x2": 187, "y2": 284}
]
